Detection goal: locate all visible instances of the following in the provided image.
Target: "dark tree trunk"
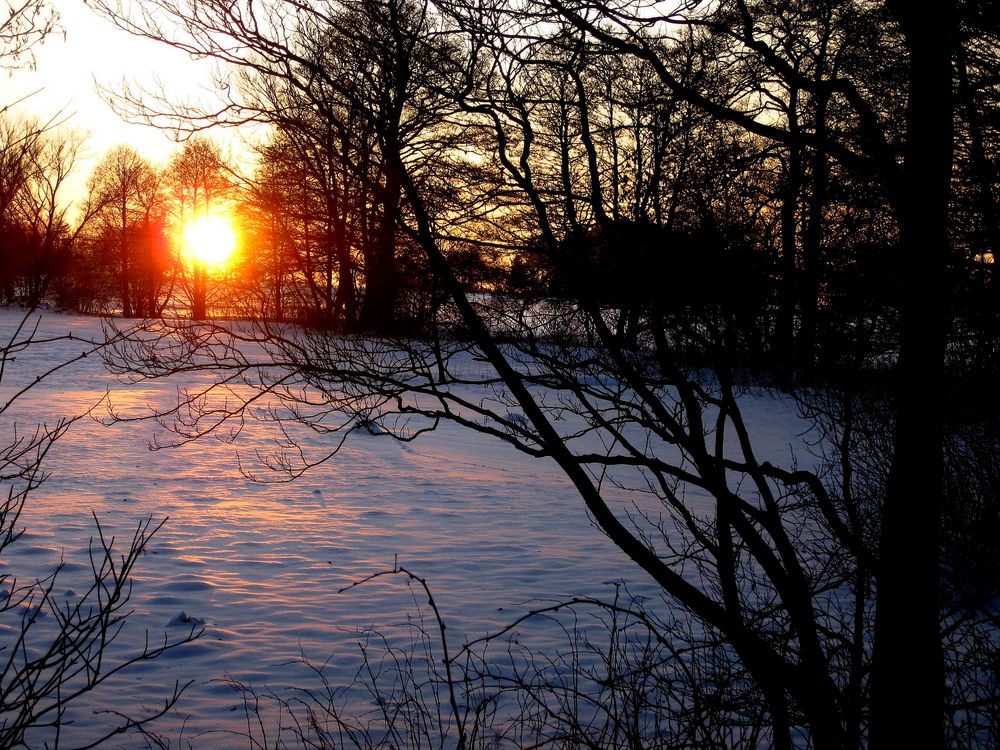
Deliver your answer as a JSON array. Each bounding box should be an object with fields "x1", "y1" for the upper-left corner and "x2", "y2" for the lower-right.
[
  {"x1": 120, "y1": 197, "x2": 133, "y2": 318},
  {"x1": 192, "y1": 263, "x2": 207, "y2": 320},
  {"x1": 870, "y1": 4, "x2": 956, "y2": 747},
  {"x1": 800, "y1": 91, "x2": 829, "y2": 372},
  {"x1": 327, "y1": 182, "x2": 357, "y2": 328},
  {"x1": 775, "y1": 83, "x2": 802, "y2": 371},
  {"x1": 361, "y1": 161, "x2": 401, "y2": 333},
  {"x1": 777, "y1": 144, "x2": 801, "y2": 369}
]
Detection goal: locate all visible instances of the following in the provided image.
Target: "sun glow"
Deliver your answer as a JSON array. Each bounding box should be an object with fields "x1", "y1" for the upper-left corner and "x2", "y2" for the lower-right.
[{"x1": 182, "y1": 214, "x2": 238, "y2": 268}]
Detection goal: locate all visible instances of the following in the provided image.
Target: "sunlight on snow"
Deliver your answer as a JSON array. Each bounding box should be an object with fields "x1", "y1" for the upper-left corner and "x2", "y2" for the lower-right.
[{"x1": 0, "y1": 310, "x2": 808, "y2": 746}]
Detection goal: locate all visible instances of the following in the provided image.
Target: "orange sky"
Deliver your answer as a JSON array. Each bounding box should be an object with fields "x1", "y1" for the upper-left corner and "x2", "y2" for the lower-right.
[{"x1": 3, "y1": 0, "x2": 253, "y2": 211}]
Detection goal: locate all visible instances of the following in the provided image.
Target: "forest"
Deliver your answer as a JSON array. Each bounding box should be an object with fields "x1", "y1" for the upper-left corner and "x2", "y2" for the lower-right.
[{"x1": 0, "y1": 0, "x2": 999, "y2": 747}]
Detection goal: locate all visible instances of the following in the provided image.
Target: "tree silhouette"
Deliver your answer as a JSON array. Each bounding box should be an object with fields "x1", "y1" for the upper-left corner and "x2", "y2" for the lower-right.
[
  {"x1": 246, "y1": 125, "x2": 361, "y2": 326},
  {"x1": 513, "y1": 2, "x2": 961, "y2": 743},
  {"x1": 87, "y1": 145, "x2": 163, "y2": 317},
  {"x1": 88, "y1": 0, "x2": 997, "y2": 746},
  {"x1": 0, "y1": 8, "x2": 200, "y2": 744},
  {"x1": 166, "y1": 136, "x2": 232, "y2": 319},
  {"x1": 91, "y1": 0, "x2": 468, "y2": 333},
  {"x1": 0, "y1": 0, "x2": 56, "y2": 72}
]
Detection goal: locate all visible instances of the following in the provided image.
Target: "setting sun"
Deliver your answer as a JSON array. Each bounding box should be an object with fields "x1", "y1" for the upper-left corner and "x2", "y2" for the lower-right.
[{"x1": 182, "y1": 214, "x2": 237, "y2": 268}]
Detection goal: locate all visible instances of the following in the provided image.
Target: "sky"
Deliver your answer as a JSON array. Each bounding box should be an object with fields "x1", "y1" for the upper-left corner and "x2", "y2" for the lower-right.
[{"x1": 3, "y1": 0, "x2": 247, "y2": 208}]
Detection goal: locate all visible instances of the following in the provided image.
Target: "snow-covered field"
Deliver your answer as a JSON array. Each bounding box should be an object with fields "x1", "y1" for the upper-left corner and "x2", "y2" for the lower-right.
[{"x1": 0, "y1": 309, "x2": 806, "y2": 748}]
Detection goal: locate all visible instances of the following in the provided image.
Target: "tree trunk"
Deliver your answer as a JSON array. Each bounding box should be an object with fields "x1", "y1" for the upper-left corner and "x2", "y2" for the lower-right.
[
  {"x1": 361, "y1": 160, "x2": 401, "y2": 333},
  {"x1": 800, "y1": 91, "x2": 829, "y2": 372},
  {"x1": 870, "y1": 4, "x2": 955, "y2": 747},
  {"x1": 777, "y1": 87, "x2": 801, "y2": 372},
  {"x1": 120, "y1": 196, "x2": 132, "y2": 317},
  {"x1": 192, "y1": 262, "x2": 207, "y2": 320}
]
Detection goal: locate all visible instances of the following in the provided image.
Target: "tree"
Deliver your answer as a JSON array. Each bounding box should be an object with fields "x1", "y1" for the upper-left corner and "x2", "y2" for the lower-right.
[
  {"x1": 91, "y1": 0, "x2": 469, "y2": 333},
  {"x1": 0, "y1": 117, "x2": 109, "y2": 310},
  {"x1": 0, "y1": 9, "x2": 202, "y2": 744},
  {"x1": 91, "y1": 0, "x2": 995, "y2": 746},
  {"x1": 0, "y1": 116, "x2": 45, "y2": 304},
  {"x1": 245, "y1": 126, "x2": 361, "y2": 326},
  {"x1": 0, "y1": 0, "x2": 56, "y2": 72},
  {"x1": 87, "y1": 145, "x2": 164, "y2": 317},
  {"x1": 488, "y1": 1, "x2": 961, "y2": 744},
  {"x1": 240, "y1": 138, "x2": 301, "y2": 322},
  {"x1": 166, "y1": 136, "x2": 231, "y2": 319},
  {"x1": 0, "y1": 310, "x2": 200, "y2": 747}
]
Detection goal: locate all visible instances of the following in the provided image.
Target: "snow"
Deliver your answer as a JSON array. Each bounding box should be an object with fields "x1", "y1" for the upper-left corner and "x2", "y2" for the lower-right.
[{"x1": 0, "y1": 309, "x2": 809, "y2": 747}]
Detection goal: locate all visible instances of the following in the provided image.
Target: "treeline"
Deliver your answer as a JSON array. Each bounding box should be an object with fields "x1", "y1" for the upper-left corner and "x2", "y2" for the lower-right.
[
  {"x1": 0, "y1": 127, "x2": 227, "y2": 317},
  {"x1": 3, "y1": 0, "x2": 998, "y2": 376},
  {"x1": 234, "y1": 0, "x2": 996, "y2": 379}
]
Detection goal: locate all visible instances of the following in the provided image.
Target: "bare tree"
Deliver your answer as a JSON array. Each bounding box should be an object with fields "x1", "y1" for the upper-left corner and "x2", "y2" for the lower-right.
[
  {"x1": 0, "y1": 0, "x2": 56, "y2": 73},
  {"x1": 0, "y1": 8, "x2": 203, "y2": 743},
  {"x1": 239, "y1": 138, "x2": 301, "y2": 322},
  {"x1": 0, "y1": 311, "x2": 201, "y2": 746},
  {"x1": 0, "y1": 116, "x2": 46, "y2": 304},
  {"x1": 453, "y1": 1, "x2": 960, "y2": 745},
  {"x1": 91, "y1": 0, "x2": 469, "y2": 333},
  {"x1": 166, "y1": 136, "x2": 232, "y2": 319},
  {"x1": 86, "y1": 145, "x2": 163, "y2": 317},
  {"x1": 89, "y1": 0, "x2": 994, "y2": 747}
]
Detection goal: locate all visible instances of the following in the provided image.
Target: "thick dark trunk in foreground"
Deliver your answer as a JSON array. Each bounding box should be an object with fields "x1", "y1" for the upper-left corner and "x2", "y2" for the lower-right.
[
  {"x1": 800, "y1": 90, "x2": 829, "y2": 373},
  {"x1": 870, "y1": 4, "x2": 955, "y2": 747},
  {"x1": 776, "y1": 87, "x2": 801, "y2": 370}
]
